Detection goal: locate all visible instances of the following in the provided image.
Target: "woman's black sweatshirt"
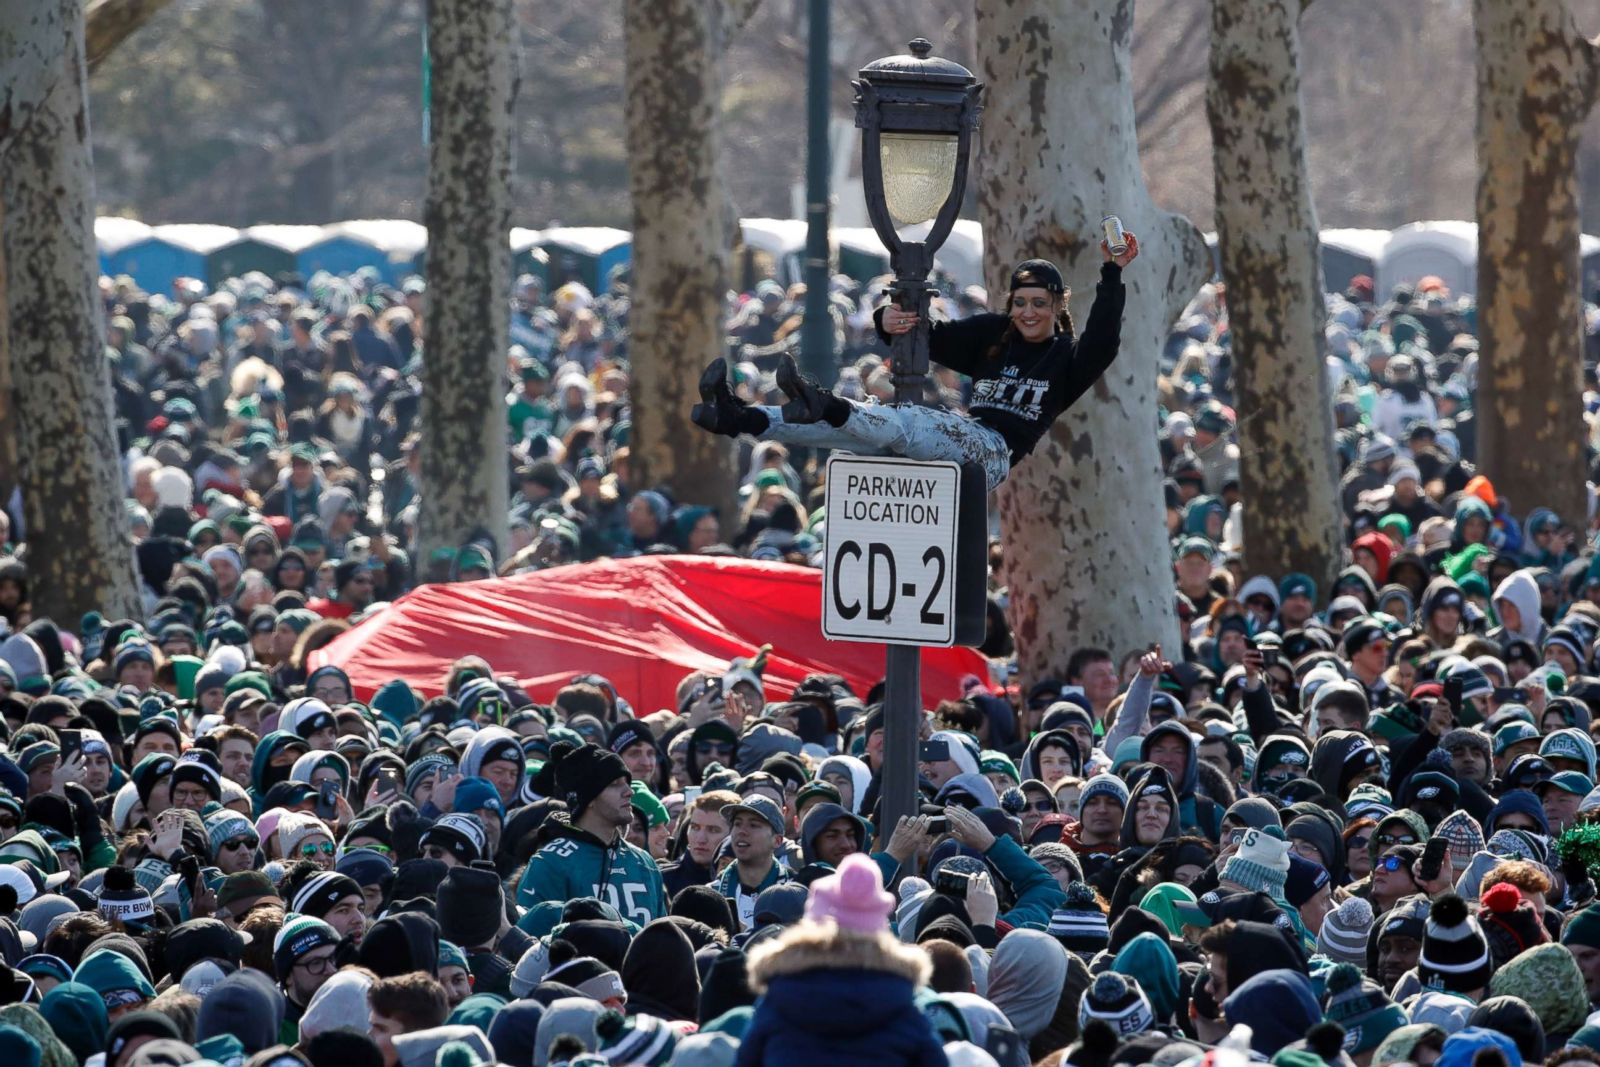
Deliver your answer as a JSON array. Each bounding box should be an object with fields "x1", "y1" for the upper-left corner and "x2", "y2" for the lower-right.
[{"x1": 874, "y1": 261, "x2": 1126, "y2": 465}]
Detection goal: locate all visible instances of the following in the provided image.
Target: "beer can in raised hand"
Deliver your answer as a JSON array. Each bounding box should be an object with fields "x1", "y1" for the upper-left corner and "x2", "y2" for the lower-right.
[{"x1": 1102, "y1": 215, "x2": 1128, "y2": 257}]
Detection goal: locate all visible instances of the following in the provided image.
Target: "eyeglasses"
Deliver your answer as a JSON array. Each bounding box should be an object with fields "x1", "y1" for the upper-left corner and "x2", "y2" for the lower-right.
[
  {"x1": 1377, "y1": 855, "x2": 1408, "y2": 872},
  {"x1": 1347, "y1": 835, "x2": 1370, "y2": 850},
  {"x1": 299, "y1": 841, "x2": 336, "y2": 857},
  {"x1": 1029, "y1": 800, "x2": 1055, "y2": 812},
  {"x1": 1375, "y1": 832, "x2": 1417, "y2": 847},
  {"x1": 297, "y1": 953, "x2": 337, "y2": 975},
  {"x1": 223, "y1": 837, "x2": 258, "y2": 851},
  {"x1": 312, "y1": 687, "x2": 349, "y2": 702}
]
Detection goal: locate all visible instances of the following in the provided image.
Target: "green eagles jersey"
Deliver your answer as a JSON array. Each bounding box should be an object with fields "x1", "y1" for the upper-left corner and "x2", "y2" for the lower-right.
[{"x1": 516, "y1": 825, "x2": 667, "y2": 926}]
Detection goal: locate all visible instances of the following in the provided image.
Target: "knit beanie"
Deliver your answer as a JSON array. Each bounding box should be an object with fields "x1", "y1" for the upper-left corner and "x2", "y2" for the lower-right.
[
  {"x1": 1323, "y1": 962, "x2": 1408, "y2": 1054},
  {"x1": 273, "y1": 915, "x2": 339, "y2": 981},
  {"x1": 1416, "y1": 893, "x2": 1493, "y2": 995},
  {"x1": 1048, "y1": 881, "x2": 1110, "y2": 957},
  {"x1": 1029, "y1": 843, "x2": 1083, "y2": 883},
  {"x1": 1316, "y1": 896, "x2": 1375, "y2": 966},
  {"x1": 1564, "y1": 903, "x2": 1600, "y2": 951},
  {"x1": 287, "y1": 872, "x2": 362, "y2": 920},
  {"x1": 1467, "y1": 997, "x2": 1546, "y2": 1064},
  {"x1": 1478, "y1": 882, "x2": 1550, "y2": 967},
  {"x1": 1077, "y1": 774, "x2": 1130, "y2": 818},
  {"x1": 803, "y1": 853, "x2": 893, "y2": 934},
  {"x1": 275, "y1": 813, "x2": 333, "y2": 860},
  {"x1": 405, "y1": 753, "x2": 457, "y2": 797},
  {"x1": 130, "y1": 754, "x2": 176, "y2": 809},
  {"x1": 543, "y1": 943, "x2": 627, "y2": 1003},
  {"x1": 97, "y1": 865, "x2": 155, "y2": 927},
  {"x1": 553, "y1": 744, "x2": 630, "y2": 817},
  {"x1": 1077, "y1": 971, "x2": 1154, "y2": 1037},
  {"x1": 419, "y1": 813, "x2": 488, "y2": 866},
  {"x1": 283, "y1": 697, "x2": 337, "y2": 742},
  {"x1": 1432, "y1": 812, "x2": 1486, "y2": 874},
  {"x1": 510, "y1": 941, "x2": 551, "y2": 998},
  {"x1": 437, "y1": 864, "x2": 505, "y2": 949},
  {"x1": 204, "y1": 809, "x2": 254, "y2": 858},
  {"x1": 1222, "y1": 828, "x2": 1292, "y2": 898}
]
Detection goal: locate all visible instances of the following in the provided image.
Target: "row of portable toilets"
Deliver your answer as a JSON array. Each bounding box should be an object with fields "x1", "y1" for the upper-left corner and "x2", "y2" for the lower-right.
[{"x1": 94, "y1": 216, "x2": 1600, "y2": 302}]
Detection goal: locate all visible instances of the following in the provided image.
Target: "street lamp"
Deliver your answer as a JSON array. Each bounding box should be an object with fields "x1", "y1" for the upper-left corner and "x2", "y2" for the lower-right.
[
  {"x1": 855, "y1": 37, "x2": 983, "y2": 402},
  {"x1": 853, "y1": 39, "x2": 982, "y2": 838}
]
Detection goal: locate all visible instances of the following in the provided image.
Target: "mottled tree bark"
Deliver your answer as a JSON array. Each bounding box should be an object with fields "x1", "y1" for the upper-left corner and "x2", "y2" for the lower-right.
[
  {"x1": 0, "y1": 0, "x2": 67, "y2": 155},
  {"x1": 1208, "y1": 0, "x2": 1342, "y2": 593},
  {"x1": 418, "y1": 0, "x2": 516, "y2": 565},
  {"x1": 2, "y1": 0, "x2": 140, "y2": 622},
  {"x1": 1475, "y1": 0, "x2": 1597, "y2": 524},
  {"x1": 977, "y1": 0, "x2": 1210, "y2": 679},
  {"x1": 624, "y1": 0, "x2": 738, "y2": 516},
  {"x1": 85, "y1": 0, "x2": 174, "y2": 72}
]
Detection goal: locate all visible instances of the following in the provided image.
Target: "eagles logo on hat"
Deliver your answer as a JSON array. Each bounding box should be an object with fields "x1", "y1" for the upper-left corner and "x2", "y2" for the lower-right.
[{"x1": 1280, "y1": 750, "x2": 1308, "y2": 766}]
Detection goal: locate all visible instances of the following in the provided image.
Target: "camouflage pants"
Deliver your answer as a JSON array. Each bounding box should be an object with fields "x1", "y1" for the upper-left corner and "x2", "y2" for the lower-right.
[{"x1": 756, "y1": 400, "x2": 1011, "y2": 491}]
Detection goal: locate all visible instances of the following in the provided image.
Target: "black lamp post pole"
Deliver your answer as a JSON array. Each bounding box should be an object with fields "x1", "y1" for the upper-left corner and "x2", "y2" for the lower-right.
[{"x1": 853, "y1": 39, "x2": 982, "y2": 839}]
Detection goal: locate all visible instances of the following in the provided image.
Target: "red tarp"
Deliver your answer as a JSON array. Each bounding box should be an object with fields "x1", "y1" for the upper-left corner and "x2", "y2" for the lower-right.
[{"x1": 310, "y1": 555, "x2": 990, "y2": 713}]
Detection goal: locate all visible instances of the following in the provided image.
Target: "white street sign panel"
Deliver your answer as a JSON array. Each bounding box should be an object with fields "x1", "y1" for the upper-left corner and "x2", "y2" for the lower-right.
[{"x1": 822, "y1": 455, "x2": 960, "y2": 646}]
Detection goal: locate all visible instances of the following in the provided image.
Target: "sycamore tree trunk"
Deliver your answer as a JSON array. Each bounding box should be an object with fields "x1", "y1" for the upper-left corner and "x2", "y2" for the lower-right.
[
  {"x1": 977, "y1": 0, "x2": 1209, "y2": 678},
  {"x1": 1475, "y1": 0, "x2": 1597, "y2": 524},
  {"x1": 623, "y1": 0, "x2": 738, "y2": 516},
  {"x1": 2, "y1": 0, "x2": 140, "y2": 621},
  {"x1": 418, "y1": 0, "x2": 516, "y2": 567},
  {"x1": 1209, "y1": 0, "x2": 1343, "y2": 594}
]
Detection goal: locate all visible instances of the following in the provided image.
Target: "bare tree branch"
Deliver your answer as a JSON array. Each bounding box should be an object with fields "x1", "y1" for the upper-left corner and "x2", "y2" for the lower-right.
[{"x1": 85, "y1": 0, "x2": 175, "y2": 71}]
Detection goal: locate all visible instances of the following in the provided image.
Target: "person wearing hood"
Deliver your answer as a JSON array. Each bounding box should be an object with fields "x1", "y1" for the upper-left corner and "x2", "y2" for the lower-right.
[
  {"x1": 1334, "y1": 563, "x2": 1382, "y2": 611},
  {"x1": 816, "y1": 755, "x2": 872, "y2": 816},
  {"x1": 1199, "y1": 916, "x2": 1310, "y2": 1006},
  {"x1": 1140, "y1": 723, "x2": 1222, "y2": 840},
  {"x1": 1254, "y1": 734, "x2": 1314, "y2": 795},
  {"x1": 251, "y1": 731, "x2": 310, "y2": 806},
  {"x1": 682, "y1": 720, "x2": 739, "y2": 787},
  {"x1": 620, "y1": 918, "x2": 699, "y2": 1022},
  {"x1": 737, "y1": 854, "x2": 947, "y2": 1066},
  {"x1": 1310, "y1": 730, "x2": 1383, "y2": 803},
  {"x1": 1490, "y1": 569, "x2": 1548, "y2": 650},
  {"x1": 1090, "y1": 768, "x2": 1182, "y2": 902},
  {"x1": 1019, "y1": 729, "x2": 1082, "y2": 790},
  {"x1": 1111, "y1": 931, "x2": 1180, "y2": 1024},
  {"x1": 797, "y1": 801, "x2": 889, "y2": 882},
  {"x1": 1238, "y1": 575, "x2": 1281, "y2": 632},
  {"x1": 1417, "y1": 577, "x2": 1467, "y2": 650}
]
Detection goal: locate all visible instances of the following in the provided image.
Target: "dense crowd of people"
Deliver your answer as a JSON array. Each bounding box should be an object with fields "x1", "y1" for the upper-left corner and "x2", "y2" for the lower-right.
[{"x1": 0, "y1": 258, "x2": 1597, "y2": 1067}]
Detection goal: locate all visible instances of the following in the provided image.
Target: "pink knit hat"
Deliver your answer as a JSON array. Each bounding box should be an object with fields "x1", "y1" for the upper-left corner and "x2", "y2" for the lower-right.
[{"x1": 804, "y1": 853, "x2": 895, "y2": 933}]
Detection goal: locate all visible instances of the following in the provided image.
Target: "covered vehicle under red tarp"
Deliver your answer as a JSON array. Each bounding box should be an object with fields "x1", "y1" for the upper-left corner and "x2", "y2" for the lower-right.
[{"x1": 310, "y1": 554, "x2": 990, "y2": 713}]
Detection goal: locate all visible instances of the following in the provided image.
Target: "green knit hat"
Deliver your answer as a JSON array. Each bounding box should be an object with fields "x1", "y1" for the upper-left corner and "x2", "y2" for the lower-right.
[
  {"x1": 1323, "y1": 962, "x2": 1407, "y2": 1054},
  {"x1": 629, "y1": 781, "x2": 668, "y2": 829},
  {"x1": 980, "y1": 751, "x2": 1020, "y2": 784}
]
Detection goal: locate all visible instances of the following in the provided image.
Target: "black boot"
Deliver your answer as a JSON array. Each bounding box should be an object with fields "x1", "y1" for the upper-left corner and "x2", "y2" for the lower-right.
[
  {"x1": 692, "y1": 358, "x2": 767, "y2": 437},
  {"x1": 776, "y1": 353, "x2": 845, "y2": 427}
]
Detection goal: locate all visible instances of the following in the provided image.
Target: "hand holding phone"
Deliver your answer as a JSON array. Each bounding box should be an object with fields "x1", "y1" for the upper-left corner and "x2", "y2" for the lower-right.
[{"x1": 316, "y1": 780, "x2": 340, "y2": 821}]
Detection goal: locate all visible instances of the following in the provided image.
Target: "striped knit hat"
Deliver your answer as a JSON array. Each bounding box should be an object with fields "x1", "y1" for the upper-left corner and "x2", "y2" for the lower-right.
[
  {"x1": 1315, "y1": 896, "x2": 1374, "y2": 966},
  {"x1": 273, "y1": 914, "x2": 339, "y2": 981},
  {"x1": 1048, "y1": 881, "x2": 1109, "y2": 957},
  {"x1": 288, "y1": 871, "x2": 363, "y2": 919},
  {"x1": 1077, "y1": 971, "x2": 1154, "y2": 1036},
  {"x1": 1417, "y1": 893, "x2": 1492, "y2": 995},
  {"x1": 1221, "y1": 828, "x2": 1291, "y2": 898}
]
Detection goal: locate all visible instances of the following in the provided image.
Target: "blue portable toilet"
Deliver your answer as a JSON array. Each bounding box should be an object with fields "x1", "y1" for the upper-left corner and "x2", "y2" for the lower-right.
[
  {"x1": 95, "y1": 217, "x2": 152, "y2": 279},
  {"x1": 540, "y1": 227, "x2": 631, "y2": 294},
  {"x1": 209, "y1": 224, "x2": 327, "y2": 286},
  {"x1": 106, "y1": 224, "x2": 238, "y2": 296},
  {"x1": 298, "y1": 220, "x2": 427, "y2": 283}
]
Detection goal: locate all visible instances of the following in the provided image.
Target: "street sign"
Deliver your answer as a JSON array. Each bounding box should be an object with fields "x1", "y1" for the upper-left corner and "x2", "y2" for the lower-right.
[{"x1": 822, "y1": 455, "x2": 960, "y2": 646}]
